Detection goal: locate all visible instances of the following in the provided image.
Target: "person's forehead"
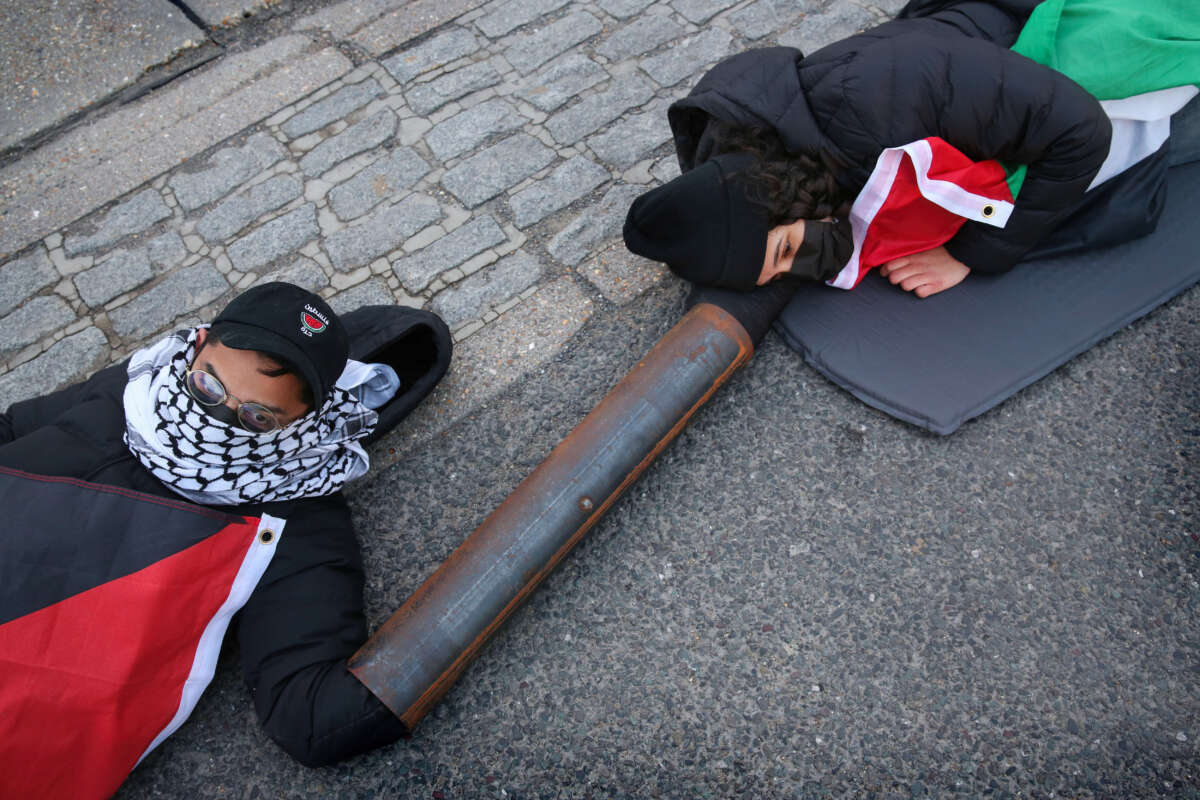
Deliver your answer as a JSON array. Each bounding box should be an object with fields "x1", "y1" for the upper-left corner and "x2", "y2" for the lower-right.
[
  {"x1": 206, "y1": 339, "x2": 282, "y2": 369},
  {"x1": 202, "y1": 341, "x2": 306, "y2": 401}
]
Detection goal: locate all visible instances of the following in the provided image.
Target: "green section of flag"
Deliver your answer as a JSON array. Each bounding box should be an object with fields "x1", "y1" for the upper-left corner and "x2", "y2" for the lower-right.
[
  {"x1": 1003, "y1": 164, "x2": 1026, "y2": 199},
  {"x1": 1012, "y1": 0, "x2": 1200, "y2": 100},
  {"x1": 1002, "y1": 0, "x2": 1200, "y2": 200}
]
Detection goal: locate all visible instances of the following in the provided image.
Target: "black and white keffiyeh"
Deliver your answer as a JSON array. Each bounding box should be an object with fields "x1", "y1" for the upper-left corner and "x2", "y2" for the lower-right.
[{"x1": 124, "y1": 327, "x2": 378, "y2": 505}]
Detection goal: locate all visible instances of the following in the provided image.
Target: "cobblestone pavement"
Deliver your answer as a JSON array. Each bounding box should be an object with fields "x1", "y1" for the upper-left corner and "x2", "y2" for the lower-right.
[{"x1": 0, "y1": 0, "x2": 900, "y2": 453}]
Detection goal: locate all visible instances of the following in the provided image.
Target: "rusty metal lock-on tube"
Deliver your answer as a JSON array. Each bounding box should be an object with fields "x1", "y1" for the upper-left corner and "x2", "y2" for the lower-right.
[{"x1": 348, "y1": 302, "x2": 754, "y2": 728}]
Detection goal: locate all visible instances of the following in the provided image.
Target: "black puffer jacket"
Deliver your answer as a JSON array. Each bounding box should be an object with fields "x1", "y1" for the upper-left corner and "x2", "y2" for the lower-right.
[
  {"x1": 0, "y1": 305, "x2": 451, "y2": 767},
  {"x1": 668, "y1": 0, "x2": 1113, "y2": 274}
]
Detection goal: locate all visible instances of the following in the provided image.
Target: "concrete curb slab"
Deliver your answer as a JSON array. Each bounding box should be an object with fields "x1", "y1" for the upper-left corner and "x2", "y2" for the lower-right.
[{"x1": 0, "y1": 0, "x2": 205, "y2": 152}]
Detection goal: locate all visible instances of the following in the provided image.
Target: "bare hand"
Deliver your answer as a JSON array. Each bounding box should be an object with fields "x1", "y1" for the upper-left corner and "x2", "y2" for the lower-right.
[{"x1": 878, "y1": 246, "x2": 970, "y2": 298}]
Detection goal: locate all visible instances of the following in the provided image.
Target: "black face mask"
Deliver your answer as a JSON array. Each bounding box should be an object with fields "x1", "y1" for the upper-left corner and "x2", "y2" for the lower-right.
[{"x1": 787, "y1": 218, "x2": 854, "y2": 282}]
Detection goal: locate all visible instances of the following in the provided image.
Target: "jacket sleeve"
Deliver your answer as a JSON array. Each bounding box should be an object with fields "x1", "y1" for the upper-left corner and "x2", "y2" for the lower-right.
[
  {"x1": 0, "y1": 362, "x2": 129, "y2": 445},
  {"x1": 236, "y1": 493, "x2": 407, "y2": 767},
  {"x1": 845, "y1": 32, "x2": 1112, "y2": 273}
]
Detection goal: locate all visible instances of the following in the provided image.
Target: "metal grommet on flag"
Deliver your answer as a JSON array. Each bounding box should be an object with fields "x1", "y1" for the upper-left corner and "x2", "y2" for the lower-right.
[
  {"x1": 982, "y1": 204, "x2": 995, "y2": 218},
  {"x1": 255, "y1": 515, "x2": 284, "y2": 549}
]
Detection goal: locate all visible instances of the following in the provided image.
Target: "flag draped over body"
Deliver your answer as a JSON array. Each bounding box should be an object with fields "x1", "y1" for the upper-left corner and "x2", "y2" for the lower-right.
[{"x1": 0, "y1": 466, "x2": 283, "y2": 799}]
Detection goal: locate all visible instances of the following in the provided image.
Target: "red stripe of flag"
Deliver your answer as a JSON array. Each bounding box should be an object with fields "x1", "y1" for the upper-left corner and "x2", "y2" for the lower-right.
[{"x1": 0, "y1": 516, "x2": 262, "y2": 799}]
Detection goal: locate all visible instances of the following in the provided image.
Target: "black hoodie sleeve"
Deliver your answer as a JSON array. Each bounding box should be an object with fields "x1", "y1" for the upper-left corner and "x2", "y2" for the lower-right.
[
  {"x1": 829, "y1": 30, "x2": 1111, "y2": 274},
  {"x1": 236, "y1": 493, "x2": 406, "y2": 767},
  {"x1": 1, "y1": 362, "x2": 130, "y2": 445}
]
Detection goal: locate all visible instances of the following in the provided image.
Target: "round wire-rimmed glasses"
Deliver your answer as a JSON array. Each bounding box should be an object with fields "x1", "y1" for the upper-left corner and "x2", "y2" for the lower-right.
[{"x1": 184, "y1": 368, "x2": 281, "y2": 433}]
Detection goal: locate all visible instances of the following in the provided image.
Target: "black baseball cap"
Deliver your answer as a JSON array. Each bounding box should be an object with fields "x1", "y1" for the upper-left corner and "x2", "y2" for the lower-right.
[
  {"x1": 623, "y1": 153, "x2": 767, "y2": 291},
  {"x1": 210, "y1": 282, "x2": 348, "y2": 410}
]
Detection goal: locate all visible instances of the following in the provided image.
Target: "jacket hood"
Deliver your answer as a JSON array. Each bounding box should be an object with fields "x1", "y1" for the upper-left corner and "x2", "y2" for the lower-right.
[
  {"x1": 667, "y1": 47, "x2": 826, "y2": 172},
  {"x1": 340, "y1": 305, "x2": 452, "y2": 445}
]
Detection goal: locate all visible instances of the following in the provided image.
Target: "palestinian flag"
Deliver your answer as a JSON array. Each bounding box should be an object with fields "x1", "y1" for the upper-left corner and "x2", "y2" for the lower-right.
[
  {"x1": 828, "y1": 137, "x2": 1015, "y2": 290},
  {"x1": 0, "y1": 466, "x2": 283, "y2": 799}
]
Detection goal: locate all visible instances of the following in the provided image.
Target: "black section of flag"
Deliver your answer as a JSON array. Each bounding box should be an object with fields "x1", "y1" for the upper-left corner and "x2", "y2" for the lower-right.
[{"x1": 0, "y1": 466, "x2": 243, "y2": 626}]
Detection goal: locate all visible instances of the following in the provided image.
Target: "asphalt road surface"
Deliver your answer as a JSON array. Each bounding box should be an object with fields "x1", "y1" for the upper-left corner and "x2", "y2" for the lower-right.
[{"x1": 120, "y1": 278, "x2": 1199, "y2": 799}]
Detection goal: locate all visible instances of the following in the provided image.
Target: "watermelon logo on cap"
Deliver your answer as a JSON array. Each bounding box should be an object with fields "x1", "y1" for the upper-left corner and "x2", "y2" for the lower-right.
[{"x1": 300, "y1": 304, "x2": 330, "y2": 337}]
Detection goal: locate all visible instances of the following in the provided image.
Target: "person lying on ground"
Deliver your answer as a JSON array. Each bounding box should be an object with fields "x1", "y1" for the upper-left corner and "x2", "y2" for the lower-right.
[
  {"x1": 624, "y1": 0, "x2": 1199, "y2": 299},
  {"x1": 0, "y1": 282, "x2": 450, "y2": 782}
]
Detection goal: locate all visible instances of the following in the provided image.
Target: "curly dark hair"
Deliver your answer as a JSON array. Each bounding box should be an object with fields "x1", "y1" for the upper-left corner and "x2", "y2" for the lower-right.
[{"x1": 707, "y1": 119, "x2": 851, "y2": 226}]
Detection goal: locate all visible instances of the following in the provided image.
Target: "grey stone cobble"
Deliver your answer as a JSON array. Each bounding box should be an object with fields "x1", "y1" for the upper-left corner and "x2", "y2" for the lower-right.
[
  {"x1": 405, "y1": 61, "x2": 503, "y2": 117},
  {"x1": 544, "y1": 74, "x2": 655, "y2": 145},
  {"x1": 196, "y1": 175, "x2": 304, "y2": 243},
  {"x1": 329, "y1": 278, "x2": 395, "y2": 315},
  {"x1": 46, "y1": 247, "x2": 91, "y2": 276},
  {"x1": 168, "y1": 134, "x2": 287, "y2": 211},
  {"x1": 587, "y1": 103, "x2": 673, "y2": 168},
  {"x1": 328, "y1": 148, "x2": 431, "y2": 221},
  {"x1": 0, "y1": 296, "x2": 76, "y2": 357},
  {"x1": 777, "y1": 2, "x2": 875, "y2": 54},
  {"x1": 381, "y1": 27, "x2": 480, "y2": 84},
  {"x1": 281, "y1": 79, "x2": 386, "y2": 139},
  {"x1": 516, "y1": 55, "x2": 608, "y2": 113},
  {"x1": 596, "y1": 0, "x2": 656, "y2": 18},
  {"x1": 596, "y1": 14, "x2": 685, "y2": 62},
  {"x1": 299, "y1": 109, "x2": 397, "y2": 177},
  {"x1": 640, "y1": 27, "x2": 733, "y2": 87},
  {"x1": 109, "y1": 261, "x2": 230, "y2": 339},
  {"x1": 579, "y1": 243, "x2": 665, "y2": 305},
  {"x1": 0, "y1": 249, "x2": 57, "y2": 317},
  {"x1": 75, "y1": 248, "x2": 154, "y2": 308},
  {"x1": 323, "y1": 194, "x2": 442, "y2": 272},
  {"x1": 226, "y1": 204, "x2": 319, "y2": 273},
  {"x1": 432, "y1": 251, "x2": 542, "y2": 328},
  {"x1": 320, "y1": 206, "x2": 348, "y2": 237},
  {"x1": 145, "y1": 232, "x2": 189, "y2": 269},
  {"x1": 392, "y1": 214, "x2": 507, "y2": 292},
  {"x1": 256, "y1": 257, "x2": 330, "y2": 293},
  {"x1": 0, "y1": 327, "x2": 109, "y2": 411},
  {"x1": 504, "y1": 11, "x2": 604, "y2": 75},
  {"x1": 475, "y1": 0, "x2": 571, "y2": 38},
  {"x1": 331, "y1": 267, "x2": 372, "y2": 291},
  {"x1": 509, "y1": 156, "x2": 609, "y2": 227},
  {"x1": 548, "y1": 183, "x2": 644, "y2": 266},
  {"x1": 672, "y1": 0, "x2": 740, "y2": 24},
  {"x1": 441, "y1": 133, "x2": 556, "y2": 208},
  {"x1": 426, "y1": 99, "x2": 527, "y2": 162},
  {"x1": 290, "y1": 0, "x2": 399, "y2": 38},
  {"x1": 650, "y1": 154, "x2": 681, "y2": 183},
  {"x1": 347, "y1": 0, "x2": 481, "y2": 57},
  {"x1": 1, "y1": 39, "x2": 349, "y2": 261},
  {"x1": 729, "y1": 0, "x2": 795, "y2": 40},
  {"x1": 63, "y1": 189, "x2": 172, "y2": 256},
  {"x1": 0, "y1": 0, "x2": 871, "y2": 405}
]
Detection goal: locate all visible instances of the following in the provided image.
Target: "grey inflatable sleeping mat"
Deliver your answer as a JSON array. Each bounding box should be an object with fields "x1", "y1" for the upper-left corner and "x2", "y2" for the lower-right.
[{"x1": 773, "y1": 161, "x2": 1200, "y2": 435}]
